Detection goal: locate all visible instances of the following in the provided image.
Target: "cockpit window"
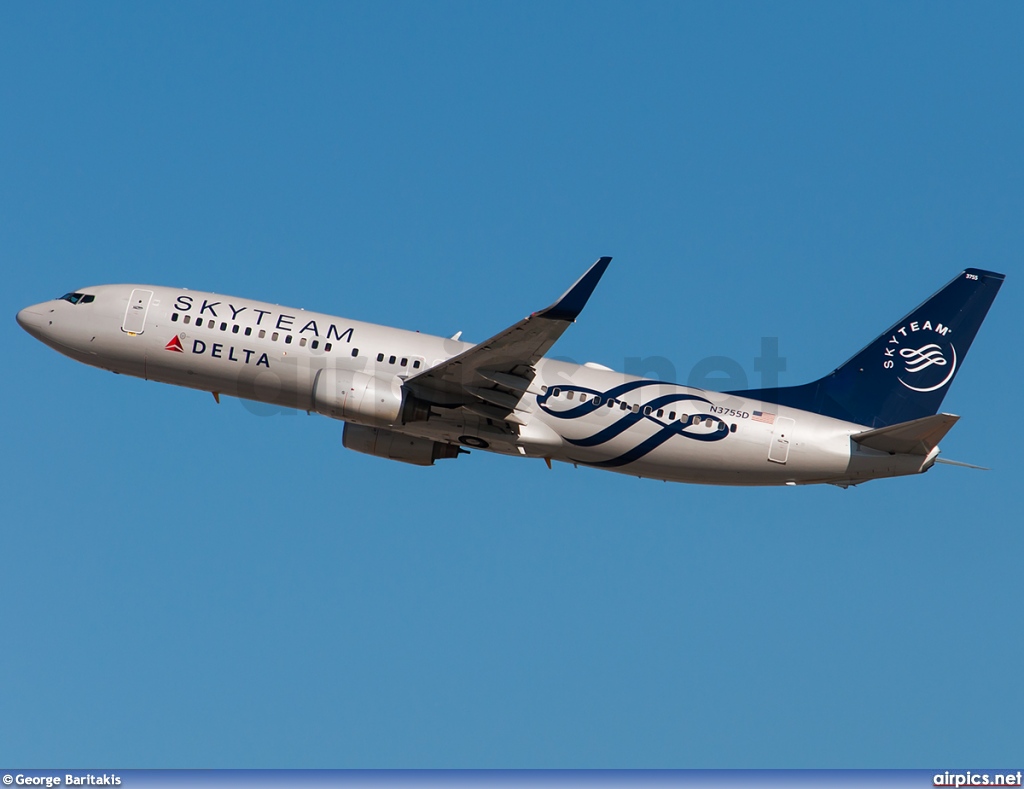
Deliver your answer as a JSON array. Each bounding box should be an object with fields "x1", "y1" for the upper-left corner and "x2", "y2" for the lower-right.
[{"x1": 58, "y1": 293, "x2": 95, "y2": 304}]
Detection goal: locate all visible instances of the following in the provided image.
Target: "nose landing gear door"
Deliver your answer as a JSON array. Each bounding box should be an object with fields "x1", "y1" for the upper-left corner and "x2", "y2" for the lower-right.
[{"x1": 122, "y1": 289, "x2": 154, "y2": 335}]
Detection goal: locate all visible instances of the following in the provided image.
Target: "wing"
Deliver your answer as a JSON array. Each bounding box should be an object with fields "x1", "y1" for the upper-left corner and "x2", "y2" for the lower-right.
[{"x1": 404, "y1": 257, "x2": 612, "y2": 422}]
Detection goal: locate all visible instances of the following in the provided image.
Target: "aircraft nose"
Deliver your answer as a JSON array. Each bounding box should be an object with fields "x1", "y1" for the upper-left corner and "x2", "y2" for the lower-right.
[{"x1": 16, "y1": 304, "x2": 47, "y2": 336}]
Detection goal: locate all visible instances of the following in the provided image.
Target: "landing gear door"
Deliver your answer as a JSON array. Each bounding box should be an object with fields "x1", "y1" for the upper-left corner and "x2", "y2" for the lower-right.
[
  {"x1": 122, "y1": 288, "x2": 154, "y2": 335},
  {"x1": 768, "y1": 417, "x2": 796, "y2": 464}
]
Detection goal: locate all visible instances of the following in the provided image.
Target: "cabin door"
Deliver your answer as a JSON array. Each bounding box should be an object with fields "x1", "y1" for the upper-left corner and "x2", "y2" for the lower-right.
[{"x1": 122, "y1": 289, "x2": 154, "y2": 335}]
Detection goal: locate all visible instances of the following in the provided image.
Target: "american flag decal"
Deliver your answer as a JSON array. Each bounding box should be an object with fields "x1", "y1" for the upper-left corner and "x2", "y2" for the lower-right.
[{"x1": 752, "y1": 410, "x2": 776, "y2": 424}]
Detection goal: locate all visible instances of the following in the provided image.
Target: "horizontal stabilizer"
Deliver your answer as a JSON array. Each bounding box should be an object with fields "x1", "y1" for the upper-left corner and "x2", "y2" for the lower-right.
[
  {"x1": 934, "y1": 457, "x2": 989, "y2": 471},
  {"x1": 852, "y1": 413, "x2": 959, "y2": 456}
]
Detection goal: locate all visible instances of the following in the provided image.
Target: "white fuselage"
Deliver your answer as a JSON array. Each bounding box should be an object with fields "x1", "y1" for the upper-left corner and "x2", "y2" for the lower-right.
[{"x1": 17, "y1": 284, "x2": 933, "y2": 486}]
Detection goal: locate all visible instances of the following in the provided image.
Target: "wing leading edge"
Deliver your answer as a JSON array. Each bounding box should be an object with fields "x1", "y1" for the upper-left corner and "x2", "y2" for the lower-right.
[{"x1": 405, "y1": 257, "x2": 612, "y2": 415}]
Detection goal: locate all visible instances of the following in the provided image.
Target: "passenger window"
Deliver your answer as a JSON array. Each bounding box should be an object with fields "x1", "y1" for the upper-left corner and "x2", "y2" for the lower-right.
[
  {"x1": 656, "y1": 409, "x2": 663, "y2": 418},
  {"x1": 705, "y1": 418, "x2": 713, "y2": 427},
  {"x1": 171, "y1": 313, "x2": 179, "y2": 322},
  {"x1": 220, "y1": 322, "x2": 227, "y2": 331},
  {"x1": 643, "y1": 406, "x2": 652, "y2": 416},
  {"x1": 400, "y1": 358, "x2": 408, "y2": 367},
  {"x1": 311, "y1": 340, "x2": 319, "y2": 349},
  {"x1": 183, "y1": 315, "x2": 191, "y2": 324},
  {"x1": 551, "y1": 388, "x2": 560, "y2": 397},
  {"x1": 351, "y1": 348, "x2": 358, "y2": 357},
  {"x1": 669, "y1": 412, "x2": 676, "y2": 420},
  {"x1": 389, "y1": 355, "x2": 396, "y2": 365},
  {"x1": 232, "y1": 325, "x2": 239, "y2": 334},
  {"x1": 377, "y1": 353, "x2": 384, "y2": 362},
  {"x1": 730, "y1": 424, "x2": 737, "y2": 433},
  {"x1": 245, "y1": 327, "x2": 252, "y2": 336},
  {"x1": 299, "y1": 337, "x2": 307, "y2": 347},
  {"x1": 632, "y1": 404, "x2": 640, "y2": 414},
  {"x1": 325, "y1": 343, "x2": 332, "y2": 351},
  {"x1": 413, "y1": 360, "x2": 421, "y2": 368},
  {"x1": 285, "y1": 334, "x2": 292, "y2": 344},
  {"x1": 541, "y1": 386, "x2": 548, "y2": 393},
  {"x1": 692, "y1": 415, "x2": 700, "y2": 425},
  {"x1": 208, "y1": 320, "x2": 215, "y2": 329},
  {"x1": 593, "y1": 397, "x2": 602, "y2": 406},
  {"x1": 272, "y1": 332, "x2": 279, "y2": 341},
  {"x1": 259, "y1": 330, "x2": 266, "y2": 339},
  {"x1": 567, "y1": 391, "x2": 574, "y2": 400},
  {"x1": 607, "y1": 399, "x2": 615, "y2": 408}
]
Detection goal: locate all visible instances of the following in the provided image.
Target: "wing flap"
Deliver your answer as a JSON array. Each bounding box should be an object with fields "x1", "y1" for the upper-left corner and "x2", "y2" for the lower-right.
[{"x1": 477, "y1": 369, "x2": 535, "y2": 392}]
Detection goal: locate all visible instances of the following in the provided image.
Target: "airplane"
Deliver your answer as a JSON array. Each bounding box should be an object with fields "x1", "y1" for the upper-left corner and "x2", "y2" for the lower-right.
[{"x1": 16, "y1": 260, "x2": 1003, "y2": 487}]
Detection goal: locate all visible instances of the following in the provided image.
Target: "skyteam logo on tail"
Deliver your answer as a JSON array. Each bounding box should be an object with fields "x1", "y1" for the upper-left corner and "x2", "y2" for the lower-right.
[{"x1": 882, "y1": 320, "x2": 958, "y2": 393}]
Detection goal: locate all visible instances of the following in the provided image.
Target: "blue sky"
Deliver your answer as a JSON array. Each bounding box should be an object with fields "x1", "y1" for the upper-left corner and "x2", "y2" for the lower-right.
[{"x1": 2, "y1": 1, "x2": 1022, "y2": 768}]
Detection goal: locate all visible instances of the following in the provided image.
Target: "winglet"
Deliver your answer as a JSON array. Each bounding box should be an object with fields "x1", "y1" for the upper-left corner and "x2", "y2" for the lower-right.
[{"x1": 535, "y1": 256, "x2": 612, "y2": 322}]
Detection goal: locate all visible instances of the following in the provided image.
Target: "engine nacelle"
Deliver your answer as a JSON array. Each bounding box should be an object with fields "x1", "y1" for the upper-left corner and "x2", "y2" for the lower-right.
[
  {"x1": 313, "y1": 368, "x2": 433, "y2": 427},
  {"x1": 342, "y1": 424, "x2": 463, "y2": 466},
  {"x1": 313, "y1": 368, "x2": 403, "y2": 426}
]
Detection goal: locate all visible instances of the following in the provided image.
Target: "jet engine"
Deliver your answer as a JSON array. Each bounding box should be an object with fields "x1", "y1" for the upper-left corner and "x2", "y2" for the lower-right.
[
  {"x1": 342, "y1": 424, "x2": 463, "y2": 466},
  {"x1": 312, "y1": 368, "x2": 430, "y2": 426}
]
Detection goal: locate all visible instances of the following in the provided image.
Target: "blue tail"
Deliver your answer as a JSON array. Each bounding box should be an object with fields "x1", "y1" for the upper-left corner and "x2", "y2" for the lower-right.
[{"x1": 731, "y1": 269, "x2": 1005, "y2": 428}]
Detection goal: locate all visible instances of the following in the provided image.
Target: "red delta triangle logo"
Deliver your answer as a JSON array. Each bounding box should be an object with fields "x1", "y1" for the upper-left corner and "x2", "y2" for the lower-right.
[{"x1": 165, "y1": 335, "x2": 184, "y2": 353}]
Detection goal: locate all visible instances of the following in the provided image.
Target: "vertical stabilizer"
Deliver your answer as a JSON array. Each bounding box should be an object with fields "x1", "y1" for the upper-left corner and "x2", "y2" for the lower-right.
[{"x1": 732, "y1": 269, "x2": 1004, "y2": 427}]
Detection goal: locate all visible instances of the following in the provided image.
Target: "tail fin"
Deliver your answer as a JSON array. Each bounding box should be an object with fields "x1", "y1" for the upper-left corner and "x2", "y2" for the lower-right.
[{"x1": 731, "y1": 269, "x2": 1005, "y2": 428}]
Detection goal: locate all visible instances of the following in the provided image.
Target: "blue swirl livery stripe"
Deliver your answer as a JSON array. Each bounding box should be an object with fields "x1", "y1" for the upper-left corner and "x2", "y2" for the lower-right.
[
  {"x1": 536, "y1": 382, "x2": 730, "y2": 467},
  {"x1": 536, "y1": 379, "x2": 678, "y2": 420},
  {"x1": 562, "y1": 393, "x2": 711, "y2": 447},
  {"x1": 579, "y1": 423, "x2": 689, "y2": 468}
]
